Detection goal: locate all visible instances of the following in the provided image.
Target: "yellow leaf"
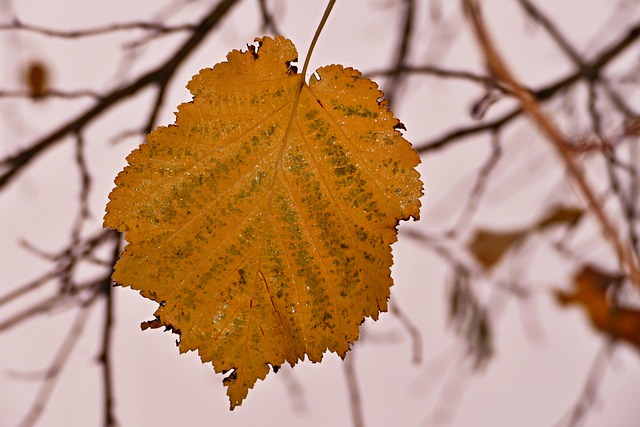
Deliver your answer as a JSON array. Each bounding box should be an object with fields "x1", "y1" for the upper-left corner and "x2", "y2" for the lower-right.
[{"x1": 104, "y1": 36, "x2": 422, "y2": 409}]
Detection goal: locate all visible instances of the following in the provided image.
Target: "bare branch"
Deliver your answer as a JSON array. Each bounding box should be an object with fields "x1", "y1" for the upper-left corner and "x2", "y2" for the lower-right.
[
  {"x1": 554, "y1": 342, "x2": 614, "y2": 427},
  {"x1": 448, "y1": 131, "x2": 502, "y2": 236},
  {"x1": 366, "y1": 65, "x2": 497, "y2": 87},
  {"x1": 416, "y1": 20, "x2": 640, "y2": 154},
  {"x1": 98, "y1": 232, "x2": 122, "y2": 427},
  {"x1": 257, "y1": 0, "x2": 281, "y2": 35},
  {"x1": 16, "y1": 292, "x2": 101, "y2": 427},
  {"x1": 389, "y1": 301, "x2": 423, "y2": 364},
  {"x1": 517, "y1": 0, "x2": 584, "y2": 66},
  {"x1": 384, "y1": 0, "x2": 415, "y2": 105},
  {"x1": 0, "y1": 89, "x2": 102, "y2": 99},
  {"x1": 0, "y1": 18, "x2": 197, "y2": 38},
  {"x1": 463, "y1": 0, "x2": 640, "y2": 287},
  {"x1": 343, "y1": 350, "x2": 365, "y2": 427},
  {"x1": 0, "y1": 0, "x2": 241, "y2": 191}
]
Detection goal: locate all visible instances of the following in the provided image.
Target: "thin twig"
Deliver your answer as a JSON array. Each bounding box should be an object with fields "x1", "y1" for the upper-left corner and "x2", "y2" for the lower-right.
[
  {"x1": 257, "y1": 0, "x2": 281, "y2": 35},
  {"x1": 278, "y1": 366, "x2": 310, "y2": 415},
  {"x1": 0, "y1": 269, "x2": 61, "y2": 308},
  {"x1": 0, "y1": 89, "x2": 102, "y2": 99},
  {"x1": 554, "y1": 342, "x2": 614, "y2": 427},
  {"x1": 449, "y1": 130, "x2": 502, "y2": 236},
  {"x1": 74, "y1": 132, "x2": 92, "y2": 222},
  {"x1": 0, "y1": 293, "x2": 68, "y2": 333},
  {"x1": 416, "y1": 20, "x2": 640, "y2": 154},
  {"x1": 343, "y1": 350, "x2": 365, "y2": 427},
  {"x1": 98, "y1": 232, "x2": 122, "y2": 427},
  {"x1": 390, "y1": 301, "x2": 423, "y2": 364},
  {"x1": 0, "y1": 19, "x2": 197, "y2": 38},
  {"x1": 384, "y1": 0, "x2": 415, "y2": 105},
  {"x1": 517, "y1": 0, "x2": 583, "y2": 66},
  {"x1": 366, "y1": 65, "x2": 497, "y2": 87},
  {"x1": 16, "y1": 292, "x2": 101, "y2": 427}
]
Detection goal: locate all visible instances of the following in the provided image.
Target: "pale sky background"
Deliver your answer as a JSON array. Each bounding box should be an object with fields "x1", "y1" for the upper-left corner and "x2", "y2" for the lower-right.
[{"x1": 1, "y1": 0, "x2": 640, "y2": 426}]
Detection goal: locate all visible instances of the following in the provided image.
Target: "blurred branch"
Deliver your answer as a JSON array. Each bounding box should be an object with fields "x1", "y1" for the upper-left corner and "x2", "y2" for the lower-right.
[
  {"x1": 16, "y1": 287, "x2": 102, "y2": 427},
  {"x1": 0, "y1": 89, "x2": 101, "y2": 99},
  {"x1": 554, "y1": 342, "x2": 614, "y2": 427},
  {"x1": 417, "y1": 19, "x2": 640, "y2": 154},
  {"x1": 390, "y1": 301, "x2": 423, "y2": 364},
  {"x1": 0, "y1": 18, "x2": 197, "y2": 38},
  {"x1": 448, "y1": 130, "x2": 502, "y2": 236},
  {"x1": 98, "y1": 232, "x2": 121, "y2": 427},
  {"x1": 0, "y1": 0, "x2": 240, "y2": 191},
  {"x1": 343, "y1": 350, "x2": 365, "y2": 427},
  {"x1": 463, "y1": 0, "x2": 640, "y2": 287},
  {"x1": 257, "y1": 0, "x2": 281, "y2": 35},
  {"x1": 366, "y1": 64, "x2": 497, "y2": 87},
  {"x1": 516, "y1": 0, "x2": 583, "y2": 65},
  {"x1": 278, "y1": 365, "x2": 310, "y2": 415},
  {"x1": 384, "y1": 0, "x2": 415, "y2": 105}
]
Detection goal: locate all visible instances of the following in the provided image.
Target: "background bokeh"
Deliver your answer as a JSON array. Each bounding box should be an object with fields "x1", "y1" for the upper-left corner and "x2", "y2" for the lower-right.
[{"x1": 2, "y1": 1, "x2": 640, "y2": 426}]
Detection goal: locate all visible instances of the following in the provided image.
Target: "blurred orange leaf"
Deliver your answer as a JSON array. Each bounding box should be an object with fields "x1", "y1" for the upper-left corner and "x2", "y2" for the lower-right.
[
  {"x1": 104, "y1": 36, "x2": 422, "y2": 408},
  {"x1": 468, "y1": 229, "x2": 524, "y2": 269},
  {"x1": 536, "y1": 205, "x2": 583, "y2": 230},
  {"x1": 556, "y1": 265, "x2": 640, "y2": 351},
  {"x1": 25, "y1": 61, "x2": 48, "y2": 99}
]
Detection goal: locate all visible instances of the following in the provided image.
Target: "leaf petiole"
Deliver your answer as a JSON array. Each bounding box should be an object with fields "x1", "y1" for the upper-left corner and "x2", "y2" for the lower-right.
[{"x1": 300, "y1": 0, "x2": 337, "y2": 81}]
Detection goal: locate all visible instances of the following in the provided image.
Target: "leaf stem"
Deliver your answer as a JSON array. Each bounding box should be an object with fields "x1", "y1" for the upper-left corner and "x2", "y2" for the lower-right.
[{"x1": 301, "y1": 0, "x2": 337, "y2": 80}]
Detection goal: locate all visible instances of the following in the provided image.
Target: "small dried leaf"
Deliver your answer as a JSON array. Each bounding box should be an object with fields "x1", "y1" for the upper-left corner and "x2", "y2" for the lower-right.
[
  {"x1": 467, "y1": 229, "x2": 524, "y2": 269},
  {"x1": 537, "y1": 205, "x2": 584, "y2": 230},
  {"x1": 24, "y1": 61, "x2": 48, "y2": 99},
  {"x1": 555, "y1": 265, "x2": 640, "y2": 351}
]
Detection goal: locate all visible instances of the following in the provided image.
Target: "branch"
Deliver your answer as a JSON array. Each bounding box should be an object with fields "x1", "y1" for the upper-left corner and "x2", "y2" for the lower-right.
[
  {"x1": 462, "y1": 0, "x2": 640, "y2": 287},
  {"x1": 98, "y1": 232, "x2": 122, "y2": 427},
  {"x1": 0, "y1": 89, "x2": 101, "y2": 99},
  {"x1": 417, "y1": 19, "x2": 640, "y2": 153},
  {"x1": 0, "y1": 0, "x2": 240, "y2": 191},
  {"x1": 366, "y1": 64, "x2": 497, "y2": 87},
  {"x1": 0, "y1": 18, "x2": 197, "y2": 38},
  {"x1": 516, "y1": 0, "x2": 583, "y2": 66},
  {"x1": 384, "y1": 0, "x2": 415, "y2": 105},
  {"x1": 16, "y1": 291, "x2": 101, "y2": 427},
  {"x1": 343, "y1": 350, "x2": 365, "y2": 427}
]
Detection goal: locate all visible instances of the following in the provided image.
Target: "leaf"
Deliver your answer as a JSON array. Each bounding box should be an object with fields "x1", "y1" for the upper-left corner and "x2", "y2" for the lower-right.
[
  {"x1": 536, "y1": 205, "x2": 584, "y2": 230},
  {"x1": 467, "y1": 229, "x2": 524, "y2": 269},
  {"x1": 555, "y1": 265, "x2": 640, "y2": 351},
  {"x1": 468, "y1": 205, "x2": 583, "y2": 270},
  {"x1": 24, "y1": 61, "x2": 48, "y2": 100},
  {"x1": 104, "y1": 36, "x2": 422, "y2": 409}
]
